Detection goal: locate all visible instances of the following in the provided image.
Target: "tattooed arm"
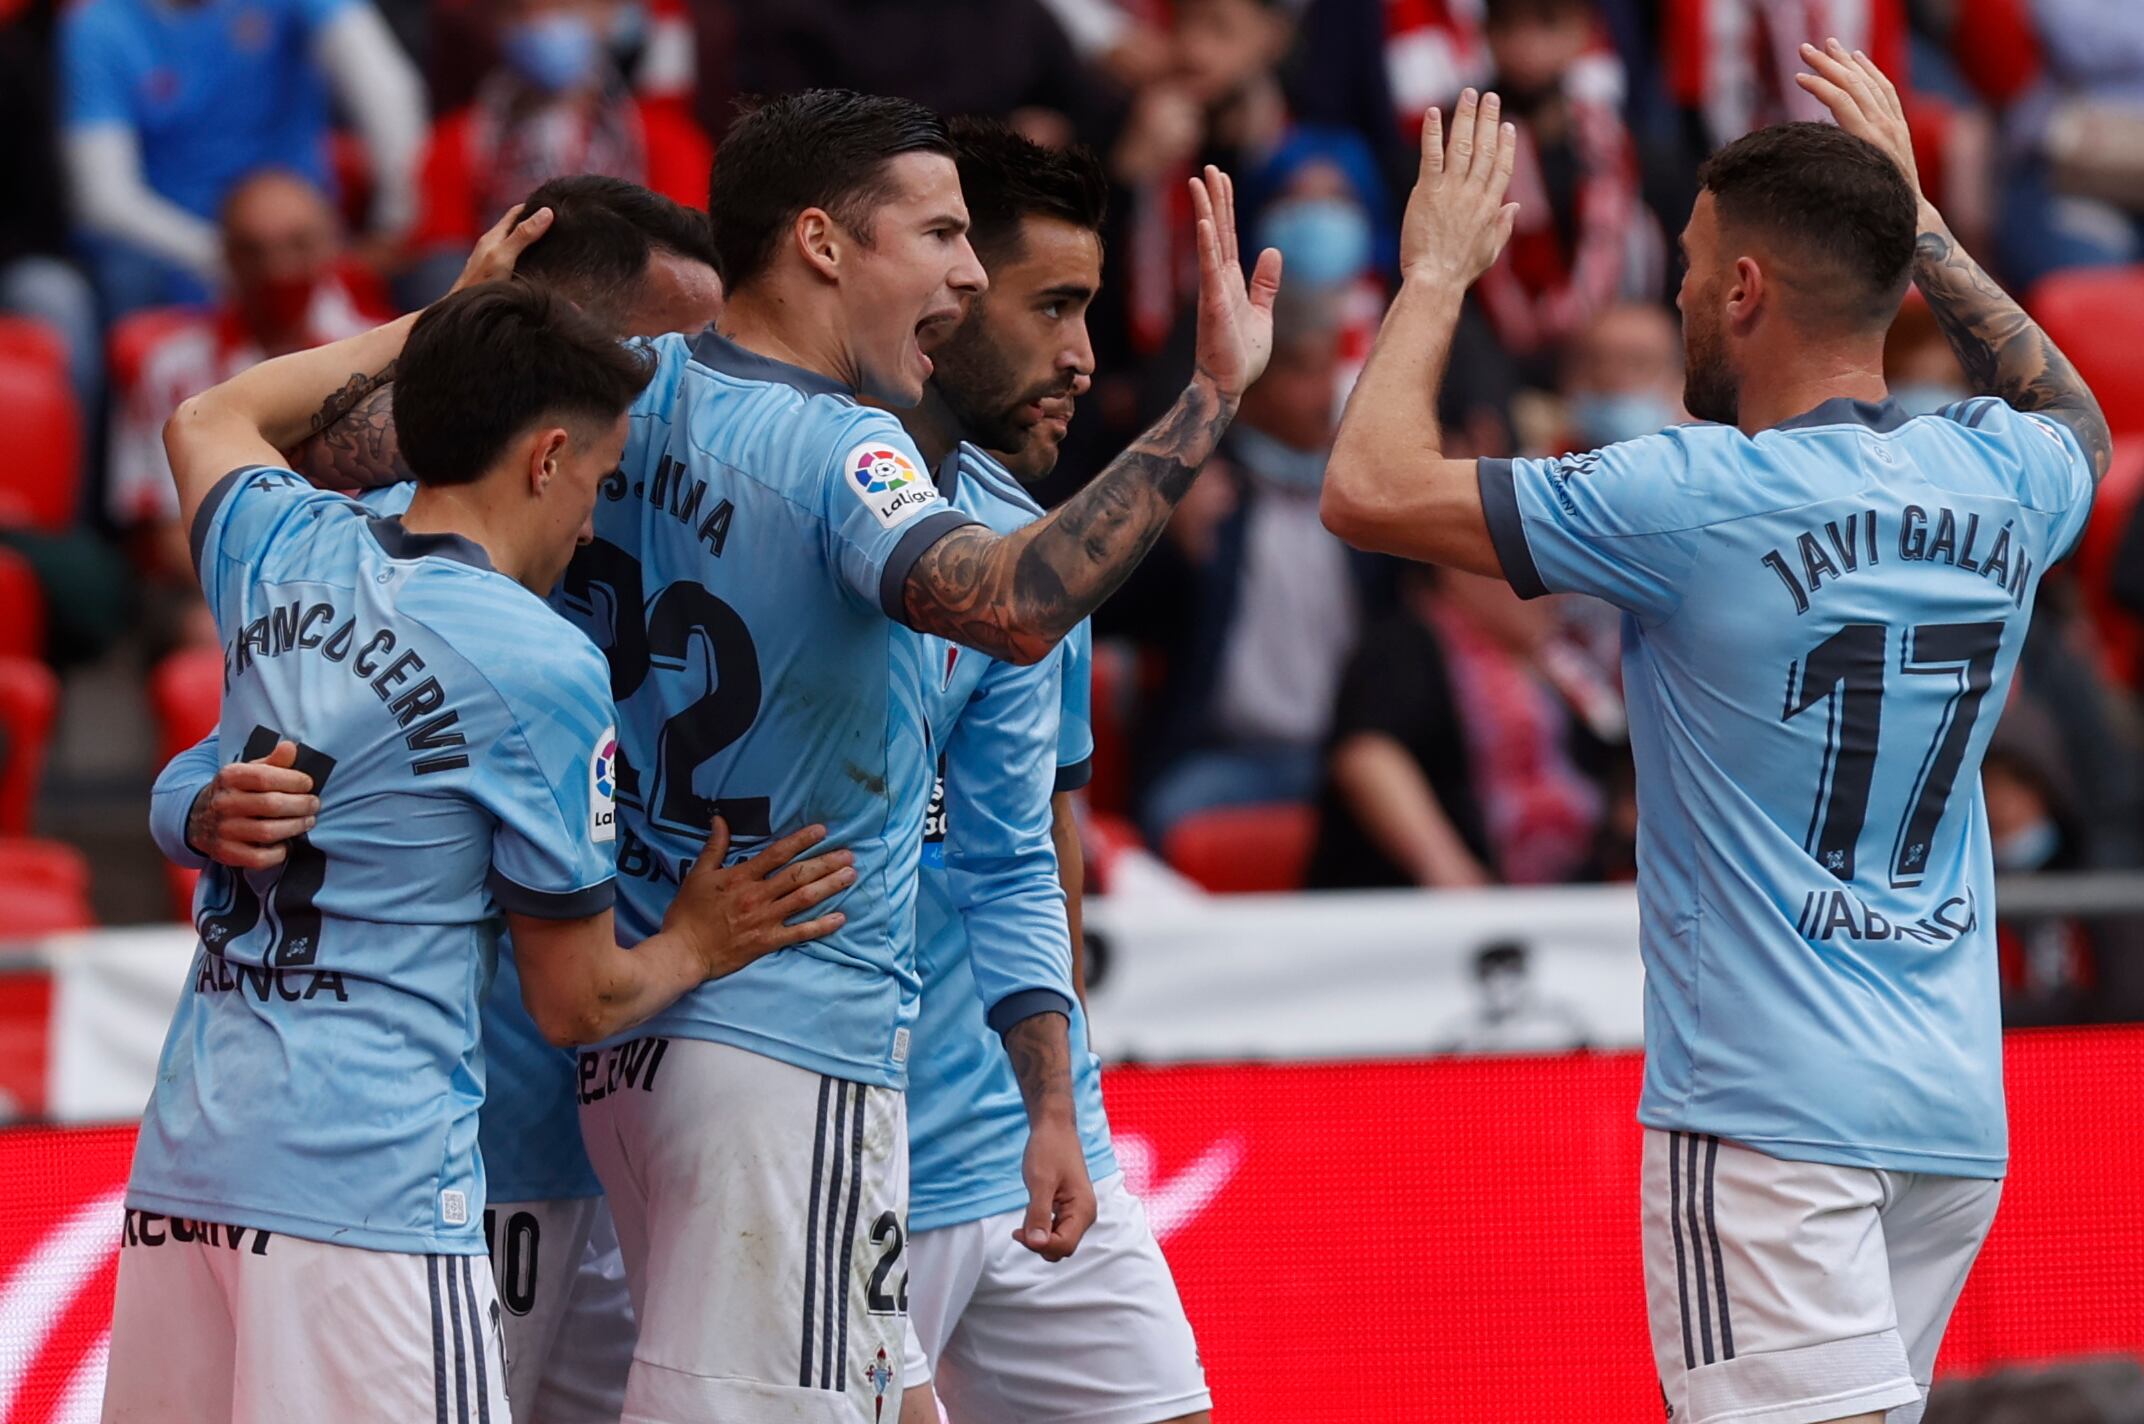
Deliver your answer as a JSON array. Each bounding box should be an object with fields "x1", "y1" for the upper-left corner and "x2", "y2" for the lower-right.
[
  {"x1": 285, "y1": 364, "x2": 410, "y2": 490},
  {"x1": 1003, "y1": 1011, "x2": 1096, "y2": 1260},
  {"x1": 1798, "y1": 39, "x2": 2111, "y2": 481},
  {"x1": 899, "y1": 167, "x2": 1281, "y2": 665}
]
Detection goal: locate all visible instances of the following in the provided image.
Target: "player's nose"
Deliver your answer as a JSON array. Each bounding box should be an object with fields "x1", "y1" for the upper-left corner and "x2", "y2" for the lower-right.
[{"x1": 948, "y1": 235, "x2": 988, "y2": 296}]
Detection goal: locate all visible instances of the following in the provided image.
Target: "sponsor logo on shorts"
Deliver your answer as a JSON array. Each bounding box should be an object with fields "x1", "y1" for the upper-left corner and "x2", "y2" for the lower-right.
[
  {"x1": 590, "y1": 727, "x2": 618, "y2": 844},
  {"x1": 845, "y1": 441, "x2": 940, "y2": 530},
  {"x1": 577, "y1": 1037, "x2": 671, "y2": 1105},
  {"x1": 121, "y1": 1209, "x2": 271, "y2": 1254}
]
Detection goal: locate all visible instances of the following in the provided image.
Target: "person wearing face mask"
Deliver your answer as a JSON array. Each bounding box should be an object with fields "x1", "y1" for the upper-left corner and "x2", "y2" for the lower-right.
[
  {"x1": 1472, "y1": 0, "x2": 1662, "y2": 373},
  {"x1": 106, "y1": 168, "x2": 391, "y2": 606},
  {"x1": 403, "y1": 0, "x2": 711, "y2": 304},
  {"x1": 1558, "y1": 300, "x2": 1684, "y2": 450},
  {"x1": 1134, "y1": 286, "x2": 1372, "y2": 845}
]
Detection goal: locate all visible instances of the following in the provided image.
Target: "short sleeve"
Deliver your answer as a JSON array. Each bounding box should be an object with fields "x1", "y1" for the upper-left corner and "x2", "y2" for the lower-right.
[
  {"x1": 1055, "y1": 619, "x2": 1095, "y2": 792},
  {"x1": 190, "y1": 465, "x2": 359, "y2": 634},
  {"x1": 2014, "y1": 410, "x2": 2099, "y2": 562},
  {"x1": 816, "y1": 412, "x2": 977, "y2": 619},
  {"x1": 59, "y1": 5, "x2": 135, "y2": 129},
  {"x1": 1477, "y1": 430, "x2": 1706, "y2": 622},
  {"x1": 478, "y1": 645, "x2": 619, "y2": 919}
]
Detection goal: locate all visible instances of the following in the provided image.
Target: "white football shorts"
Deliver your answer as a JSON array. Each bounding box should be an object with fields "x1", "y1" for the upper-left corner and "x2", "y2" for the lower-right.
[
  {"x1": 487, "y1": 1196, "x2": 635, "y2": 1424},
  {"x1": 902, "y1": 1170, "x2": 1210, "y2": 1424},
  {"x1": 579, "y1": 1035, "x2": 909, "y2": 1423},
  {"x1": 1642, "y1": 1129, "x2": 1999, "y2": 1424}
]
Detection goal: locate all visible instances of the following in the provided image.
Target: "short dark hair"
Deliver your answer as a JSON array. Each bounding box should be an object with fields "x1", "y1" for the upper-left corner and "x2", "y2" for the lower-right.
[
  {"x1": 514, "y1": 175, "x2": 718, "y2": 322},
  {"x1": 707, "y1": 89, "x2": 953, "y2": 289},
  {"x1": 1696, "y1": 121, "x2": 1916, "y2": 330},
  {"x1": 394, "y1": 281, "x2": 655, "y2": 487},
  {"x1": 949, "y1": 117, "x2": 1109, "y2": 263}
]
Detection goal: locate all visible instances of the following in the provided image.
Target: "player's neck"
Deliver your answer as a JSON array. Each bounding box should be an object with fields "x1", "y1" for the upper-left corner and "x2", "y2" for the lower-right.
[
  {"x1": 1733, "y1": 345, "x2": 1889, "y2": 437},
  {"x1": 399, "y1": 484, "x2": 539, "y2": 590},
  {"x1": 717, "y1": 286, "x2": 859, "y2": 393},
  {"x1": 897, "y1": 384, "x2": 964, "y2": 469}
]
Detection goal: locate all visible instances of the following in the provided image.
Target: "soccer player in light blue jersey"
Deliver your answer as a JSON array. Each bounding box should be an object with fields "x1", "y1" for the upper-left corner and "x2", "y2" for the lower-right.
[
  {"x1": 531, "y1": 91, "x2": 1278, "y2": 1423},
  {"x1": 151, "y1": 176, "x2": 733, "y2": 1424},
  {"x1": 106, "y1": 239, "x2": 853, "y2": 1423},
  {"x1": 891, "y1": 122, "x2": 1210, "y2": 1424},
  {"x1": 1322, "y1": 56, "x2": 2109, "y2": 1424}
]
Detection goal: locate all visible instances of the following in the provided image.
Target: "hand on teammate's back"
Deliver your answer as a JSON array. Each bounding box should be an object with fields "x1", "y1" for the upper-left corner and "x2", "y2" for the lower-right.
[
  {"x1": 1399, "y1": 89, "x2": 1521, "y2": 290},
  {"x1": 185, "y1": 740, "x2": 320, "y2": 871},
  {"x1": 661, "y1": 820, "x2": 858, "y2": 983},
  {"x1": 1188, "y1": 165, "x2": 1284, "y2": 405},
  {"x1": 1796, "y1": 39, "x2": 1927, "y2": 207}
]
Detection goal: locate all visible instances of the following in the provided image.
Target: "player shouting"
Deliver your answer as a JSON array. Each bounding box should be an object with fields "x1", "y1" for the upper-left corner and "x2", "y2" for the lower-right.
[{"x1": 1321, "y1": 60, "x2": 2105, "y2": 1424}]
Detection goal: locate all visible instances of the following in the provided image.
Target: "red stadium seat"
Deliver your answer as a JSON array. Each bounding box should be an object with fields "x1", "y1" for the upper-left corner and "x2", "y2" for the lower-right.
[
  {"x1": 0, "y1": 315, "x2": 65, "y2": 379},
  {"x1": 2029, "y1": 268, "x2": 2144, "y2": 437},
  {"x1": 106, "y1": 306, "x2": 206, "y2": 396},
  {"x1": 0, "y1": 547, "x2": 43, "y2": 660},
  {"x1": 0, "y1": 838, "x2": 94, "y2": 933},
  {"x1": 1163, "y1": 802, "x2": 1317, "y2": 894},
  {"x1": 2073, "y1": 440, "x2": 2144, "y2": 686},
  {"x1": 0, "y1": 656, "x2": 59, "y2": 837},
  {"x1": 0, "y1": 354, "x2": 80, "y2": 532},
  {"x1": 1952, "y1": 0, "x2": 2044, "y2": 108},
  {"x1": 0, "y1": 881, "x2": 94, "y2": 935},
  {"x1": 1086, "y1": 640, "x2": 1135, "y2": 818},
  {"x1": 149, "y1": 645, "x2": 224, "y2": 767}
]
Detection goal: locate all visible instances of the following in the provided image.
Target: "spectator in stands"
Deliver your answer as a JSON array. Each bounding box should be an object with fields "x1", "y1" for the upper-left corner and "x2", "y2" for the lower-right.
[
  {"x1": 1994, "y1": 0, "x2": 2144, "y2": 286},
  {"x1": 58, "y1": 0, "x2": 422, "y2": 317},
  {"x1": 1136, "y1": 287, "x2": 1365, "y2": 842},
  {"x1": 1557, "y1": 300, "x2": 1682, "y2": 450},
  {"x1": 107, "y1": 169, "x2": 388, "y2": 592},
  {"x1": 0, "y1": 0, "x2": 100, "y2": 413},
  {"x1": 1474, "y1": 0, "x2": 1659, "y2": 370},
  {"x1": 1306, "y1": 565, "x2": 1618, "y2": 891},
  {"x1": 402, "y1": 0, "x2": 713, "y2": 304}
]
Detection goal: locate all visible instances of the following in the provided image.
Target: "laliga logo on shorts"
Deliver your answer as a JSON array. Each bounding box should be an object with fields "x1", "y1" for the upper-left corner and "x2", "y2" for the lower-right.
[{"x1": 853, "y1": 448, "x2": 917, "y2": 495}]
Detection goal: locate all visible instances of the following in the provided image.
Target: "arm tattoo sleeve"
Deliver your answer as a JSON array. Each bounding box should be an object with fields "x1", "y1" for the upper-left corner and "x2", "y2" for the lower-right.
[
  {"x1": 901, "y1": 373, "x2": 1233, "y2": 663},
  {"x1": 1914, "y1": 227, "x2": 2113, "y2": 483},
  {"x1": 284, "y1": 366, "x2": 410, "y2": 491},
  {"x1": 1003, "y1": 1011, "x2": 1075, "y2": 1122}
]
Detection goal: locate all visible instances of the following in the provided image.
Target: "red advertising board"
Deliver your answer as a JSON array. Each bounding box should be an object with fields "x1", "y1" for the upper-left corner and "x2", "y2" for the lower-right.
[{"x1": 0, "y1": 1030, "x2": 2139, "y2": 1422}]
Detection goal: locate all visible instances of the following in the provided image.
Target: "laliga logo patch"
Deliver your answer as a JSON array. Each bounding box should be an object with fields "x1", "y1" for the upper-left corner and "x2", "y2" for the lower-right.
[
  {"x1": 590, "y1": 728, "x2": 618, "y2": 843},
  {"x1": 845, "y1": 440, "x2": 939, "y2": 531}
]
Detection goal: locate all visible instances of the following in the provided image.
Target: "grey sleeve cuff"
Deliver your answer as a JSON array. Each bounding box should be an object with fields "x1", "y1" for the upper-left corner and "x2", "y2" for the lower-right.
[
  {"x1": 1053, "y1": 757, "x2": 1093, "y2": 794},
  {"x1": 487, "y1": 869, "x2": 617, "y2": 920},
  {"x1": 878, "y1": 509, "x2": 983, "y2": 621},
  {"x1": 188, "y1": 466, "x2": 255, "y2": 583},
  {"x1": 1476, "y1": 457, "x2": 1549, "y2": 600},
  {"x1": 986, "y1": 988, "x2": 1074, "y2": 1037}
]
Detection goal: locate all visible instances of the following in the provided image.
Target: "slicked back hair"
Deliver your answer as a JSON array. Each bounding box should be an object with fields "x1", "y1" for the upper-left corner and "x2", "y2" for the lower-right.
[
  {"x1": 1696, "y1": 121, "x2": 1917, "y2": 332},
  {"x1": 949, "y1": 116, "x2": 1109, "y2": 264},
  {"x1": 395, "y1": 281, "x2": 655, "y2": 487},
  {"x1": 708, "y1": 89, "x2": 954, "y2": 289}
]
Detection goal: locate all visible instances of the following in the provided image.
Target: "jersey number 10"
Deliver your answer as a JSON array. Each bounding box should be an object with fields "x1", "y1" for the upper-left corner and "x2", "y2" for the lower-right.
[{"x1": 1783, "y1": 620, "x2": 2004, "y2": 887}]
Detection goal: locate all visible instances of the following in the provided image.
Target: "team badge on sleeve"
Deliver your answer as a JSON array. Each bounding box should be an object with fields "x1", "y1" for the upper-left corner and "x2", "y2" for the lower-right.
[
  {"x1": 846, "y1": 442, "x2": 939, "y2": 530},
  {"x1": 590, "y1": 728, "x2": 618, "y2": 843}
]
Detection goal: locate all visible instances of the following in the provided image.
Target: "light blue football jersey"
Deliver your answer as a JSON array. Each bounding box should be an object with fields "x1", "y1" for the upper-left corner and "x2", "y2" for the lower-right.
[
  {"x1": 1480, "y1": 396, "x2": 2097, "y2": 1177},
  {"x1": 133, "y1": 467, "x2": 617, "y2": 1254},
  {"x1": 552, "y1": 330, "x2": 1057, "y2": 1088},
  {"x1": 149, "y1": 727, "x2": 602, "y2": 1206},
  {"x1": 907, "y1": 443, "x2": 1107, "y2": 1235}
]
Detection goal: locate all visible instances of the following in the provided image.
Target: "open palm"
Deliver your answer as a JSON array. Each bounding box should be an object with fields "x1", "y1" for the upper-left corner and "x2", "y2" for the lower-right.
[{"x1": 1189, "y1": 166, "x2": 1284, "y2": 403}]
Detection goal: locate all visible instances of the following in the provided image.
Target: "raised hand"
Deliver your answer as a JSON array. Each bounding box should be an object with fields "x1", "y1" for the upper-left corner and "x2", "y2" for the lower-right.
[
  {"x1": 450, "y1": 202, "x2": 556, "y2": 294},
  {"x1": 664, "y1": 820, "x2": 856, "y2": 981},
  {"x1": 1400, "y1": 89, "x2": 1520, "y2": 289},
  {"x1": 1796, "y1": 39, "x2": 1923, "y2": 202},
  {"x1": 1188, "y1": 165, "x2": 1284, "y2": 405}
]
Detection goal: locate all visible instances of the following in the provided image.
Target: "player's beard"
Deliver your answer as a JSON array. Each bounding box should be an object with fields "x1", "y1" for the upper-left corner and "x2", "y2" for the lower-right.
[
  {"x1": 1681, "y1": 295, "x2": 1739, "y2": 427},
  {"x1": 931, "y1": 308, "x2": 1076, "y2": 473}
]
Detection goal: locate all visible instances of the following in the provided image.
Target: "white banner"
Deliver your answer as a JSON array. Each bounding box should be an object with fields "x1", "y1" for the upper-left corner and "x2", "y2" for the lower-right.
[
  {"x1": 12, "y1": 886, "x2": 1651, "y2": 1123},
  {"x1": 1083, "y1": 885, "x2": 1646, "y2": 1063}
]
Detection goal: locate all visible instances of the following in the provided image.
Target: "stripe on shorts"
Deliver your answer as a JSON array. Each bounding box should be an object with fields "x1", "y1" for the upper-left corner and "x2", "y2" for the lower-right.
[
  {"x1": 1667, "y1": 1132, "x2": 1695, "y2": 1372},
  {"x1": 446, "y1": 1246, "x2": 470, "y2": 1424},
  {"x1": 460, "y1": 1255, "x2": 492, "y2": 1423},
  {"x1": 833, "y1": 1082, "x2": 868, "y2": 1391},
  {"x1": 818, "y1": 1081, "x2": 853, "y2": 1389},
  {"x1": 1683, "y1": 1131, "x2": 1715, "y2": 1365},
  {"x1": 1703, "y1": 1136, "x2": 1735, "y2": 1360},
  {"x1": 428, "y1": 1255, "x2": 450, "y2": 1424}
]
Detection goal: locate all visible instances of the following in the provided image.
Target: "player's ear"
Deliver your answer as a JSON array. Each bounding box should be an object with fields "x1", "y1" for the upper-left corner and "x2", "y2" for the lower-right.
[
  {"x1": 794, "y1": 207, "x2": 843, "y2": 283},
  {"x1": 1727, "y1": 255, "x2": 1765, "y2": 333},
  {"x1": 528, "y1": 427, "x2": 569, "y2": 496}
]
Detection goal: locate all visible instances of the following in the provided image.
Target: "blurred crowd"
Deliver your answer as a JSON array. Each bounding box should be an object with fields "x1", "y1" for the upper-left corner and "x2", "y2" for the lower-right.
[{"x1": 6, "y1": 0, "x2": 2144, "y2": 1025}]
